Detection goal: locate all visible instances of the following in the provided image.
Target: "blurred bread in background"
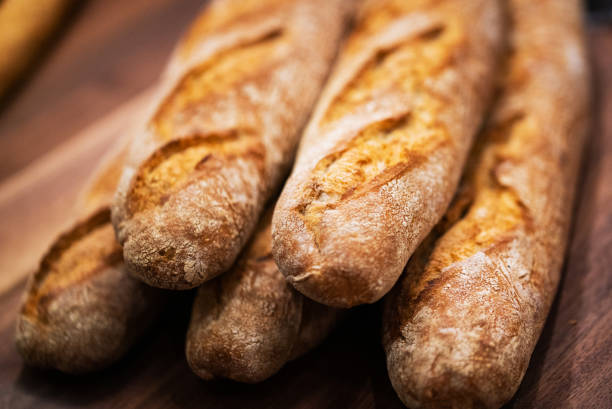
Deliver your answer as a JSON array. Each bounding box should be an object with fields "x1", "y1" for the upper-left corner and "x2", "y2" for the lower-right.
[{"x1": 0, "y1": 0, "x2": 75, "y2": 98}]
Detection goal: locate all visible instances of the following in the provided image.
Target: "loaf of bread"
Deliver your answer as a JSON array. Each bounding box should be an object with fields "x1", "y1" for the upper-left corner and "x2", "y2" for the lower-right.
[
  {"x1": 15, "y1": 141, "x2": 163, "y2": 373},
  {"x1": 272, "y1": 0, "x2": 505, "y2": 308},
  {"x1": 382, "y1": 0, "x2": 591, "y2": 407},
  {"x1": 0, "y1": 0, "x2": 74, "y2": 97},
  {"x1": 186, "y1": 206, "x2": 342, "y2": 383},
  {"x1": 111, "y1": 0, "x2": 353, "y2": 290}
]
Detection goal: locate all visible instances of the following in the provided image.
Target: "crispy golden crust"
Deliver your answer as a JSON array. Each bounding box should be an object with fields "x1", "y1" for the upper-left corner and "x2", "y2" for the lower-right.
[
  {"x1": 0, "y1": 0, "x2": 74, "y2": 97},
  {"x1": 272, "y1": 0, "x2": 504, "y2": 307},
  {"x1": 382, "y1": 1, "x2": 591, "y2": 407},
  {"x1": 111, "y1": 0, "x2": 353, "y2": 290},
  {"x1": 186, "y1": 207, "x2": 342, "y2": 383},
  {"x1": 15, "y1": 143, "x2": 163, "y2": 373}
]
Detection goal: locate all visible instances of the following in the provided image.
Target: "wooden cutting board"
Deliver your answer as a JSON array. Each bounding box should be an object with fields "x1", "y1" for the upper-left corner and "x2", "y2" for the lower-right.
[{"x1": 0, "y1": 27, "x2": 610, "y2": 409}]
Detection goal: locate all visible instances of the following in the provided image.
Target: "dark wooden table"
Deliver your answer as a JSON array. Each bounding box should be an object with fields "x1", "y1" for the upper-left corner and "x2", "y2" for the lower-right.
[{"x1": 0, "y1": 2, "x2": 610, "y2": 408}]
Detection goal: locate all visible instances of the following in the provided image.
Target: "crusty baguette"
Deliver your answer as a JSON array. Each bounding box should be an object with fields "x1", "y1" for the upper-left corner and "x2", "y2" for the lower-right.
[
  {"x1": 271, "y1": 0, "x2": 505, "y2": 308},
  {"x1": 382, "y1": 1, "x2": 591, "y2": 407},
  {"x1": 0, "y1": 0, "x2": 74, "y2": 97},
  {"x1": 186, "y1": 206, "x2": 342, "y2": 383},
  {"x1": 111, "y1": 0, "x2": 353, "y2": 290},
  {"x1": 15, "y1": 142, "x2": 163, "y2": 373}
]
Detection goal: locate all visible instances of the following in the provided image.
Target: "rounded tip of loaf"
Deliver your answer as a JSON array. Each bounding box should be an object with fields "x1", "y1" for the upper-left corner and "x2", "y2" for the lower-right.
[
  {"x1": 117, "y1": 212, "x2": 234, "y2": 290},
  {"x1": 121, "y1": 245, "x2": 199, "y2": 291},
  {"x1": 386, "y1": 343, "x2": 515, "y2": 409},
  {"x1": 185, "y1": 331, "x2": 283, "y2": 384},
  {"x1": 112, "y1": 175, "x2": 255, "y2": 290},
  {"x1": 271, "y1": 198, "x2": 404, "y2": 308},
  {"x1": 382, "y1": 277, "x2": 528, "y2": 409},
  {"x1": 15, "y1": 311, "x2": 122, "y2": 374},
  {"x1": 184, "y1": 263, "x2": 302, "y2": 383}
]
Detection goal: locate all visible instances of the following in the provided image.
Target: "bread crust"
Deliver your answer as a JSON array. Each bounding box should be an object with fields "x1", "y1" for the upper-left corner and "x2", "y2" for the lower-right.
[
  {"x1": 185, "y1": 207, "x2": 342, "y2": 383},
  {"x1": 382, "y1": 1, "x2": 591, "y2": 407},
  {"x1": 111, "y1": 0, "x2": 353, "y2": 290},
  {"x1": 272, "y1": 0, "x2": 504, "y2": 307},
  {"x1": 15, "y1": 142, "x2": 163, "y2": 373}
]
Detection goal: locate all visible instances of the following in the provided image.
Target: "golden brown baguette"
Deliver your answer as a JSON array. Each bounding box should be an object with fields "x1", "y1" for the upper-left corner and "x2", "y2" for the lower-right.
[
  {"x1": 186, "y1": 206, "x2": 343, "y2": 383},
  {"x1": 15, "y1": 142, "x2": 163, "y2": 373},
  {"x1": 272, "y1": 0, "x2": 505, "y2": 308},
  {"x1": 382, "y1": 1, "x2": 591, "y2": 407},
  {"x1": 0, "y1": 0, "x2": 74, "y2": 97},
  {"x1": 111, "y1": 0, "x2": 353, "y2": 290}
]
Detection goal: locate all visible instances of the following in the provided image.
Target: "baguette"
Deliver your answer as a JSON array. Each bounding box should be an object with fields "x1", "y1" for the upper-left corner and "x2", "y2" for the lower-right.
[
  {"x1": 186, "y1": 206, "x2": 342, "y2": 383},
  {"x1": 15, "y1": 142, "x2": 163, "y2": 373},
  {"x1": 382, "y1": 1, "x2": 591, "y2": 407},
  {"x1": 111, "y1": 0, "x2": 353, "y2": 290},
  {"x1": 0, "y1": 0, "x2": 74, "y2": 97},
  {"x1": 272, "y1": 0, "x2": 505, "y2": 307}
]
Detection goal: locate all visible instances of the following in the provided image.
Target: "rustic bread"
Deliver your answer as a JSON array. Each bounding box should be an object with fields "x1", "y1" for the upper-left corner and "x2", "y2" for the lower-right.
[
  {"x1": 111, "y1": 0, "x2": 353, "y2": 290},
  {"x1": 0, "y1": 0, "x2": 74, "y2": 97},
  {"x1": 15, "y1": 142, "x2": 163, "y2": 373},
  {"x1": 186, "y1": 206, "x2": 343, "y2": 383},
  {"x1": 272, "y1": 0, "x2": 505, "y2": 307},
  {"x1": 382, "y1": 0, "x2": 591, "y2": 407}
]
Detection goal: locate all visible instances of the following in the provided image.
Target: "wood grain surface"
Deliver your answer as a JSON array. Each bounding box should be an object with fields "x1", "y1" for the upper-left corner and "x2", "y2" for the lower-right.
[{"x1": 0, "y1": 6, "x2": 610, "y2": 409}]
